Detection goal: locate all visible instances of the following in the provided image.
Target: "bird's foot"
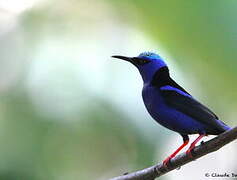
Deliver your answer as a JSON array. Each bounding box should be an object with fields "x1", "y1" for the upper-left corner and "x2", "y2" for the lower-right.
[
  {"x1": 163, "y1": 140, "x2": 189, "y2": 167},
  {"x1": 185, "y1": 134, "x2": 205, "y2": 158},
  {"x1": 163, "y1": 156, "x2": 172, "y2": 167},
  {"x1": 185, "y1": 149, "x2": 193, "y2": 158}
]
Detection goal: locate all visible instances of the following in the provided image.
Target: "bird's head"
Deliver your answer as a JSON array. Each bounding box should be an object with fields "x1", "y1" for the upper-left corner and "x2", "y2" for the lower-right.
[{"x1": 112, "y1": 52, "x2": 167, "y2": 84}]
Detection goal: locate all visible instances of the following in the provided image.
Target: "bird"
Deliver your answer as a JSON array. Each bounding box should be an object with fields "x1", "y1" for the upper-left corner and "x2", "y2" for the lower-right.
[{"x1": 111, "y1": 52, "x2": 231, "y2": 166}]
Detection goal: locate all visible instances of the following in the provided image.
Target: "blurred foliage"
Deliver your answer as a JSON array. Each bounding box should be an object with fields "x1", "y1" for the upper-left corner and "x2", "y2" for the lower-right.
[
  {"x1": 0, "y1": 89, "x2": 156, "y2": 179},
  {"x1": 0, "y1": 0, "x2": 236, "y2": 179}
]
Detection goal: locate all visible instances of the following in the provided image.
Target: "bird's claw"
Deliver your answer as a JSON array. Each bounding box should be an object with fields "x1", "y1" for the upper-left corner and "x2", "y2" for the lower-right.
[
  {"x1": 186, "y1": 149, "x2": 193, "y2": 158},
  {"x1": 163, "y1": 156, "x2": 172, "y2": 167}
]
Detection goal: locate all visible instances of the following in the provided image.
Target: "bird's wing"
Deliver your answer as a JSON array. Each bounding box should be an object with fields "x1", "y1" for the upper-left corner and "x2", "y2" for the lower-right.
[{"x1": 159, "y1": 85, "x2": 227, "y2": 134}]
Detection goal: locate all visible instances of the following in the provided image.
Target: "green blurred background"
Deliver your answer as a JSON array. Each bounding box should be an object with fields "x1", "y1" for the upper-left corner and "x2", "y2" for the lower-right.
[{"x1": 0, "y1": 0, "x2": 236, "y2": 179}]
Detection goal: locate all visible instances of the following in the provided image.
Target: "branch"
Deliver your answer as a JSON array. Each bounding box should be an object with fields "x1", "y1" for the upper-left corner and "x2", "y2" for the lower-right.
[{"x1": 110, "y1": 126, "x2": 237, "y2": 180}]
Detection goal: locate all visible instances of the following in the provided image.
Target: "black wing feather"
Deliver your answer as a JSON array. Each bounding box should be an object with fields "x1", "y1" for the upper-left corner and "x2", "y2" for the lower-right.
[
  {"x1": 151, "y1": 66, "x2": 228, "y2": 134},
  {"x1": 160, "y1": 89, "x2": 227, "y2": 134}
]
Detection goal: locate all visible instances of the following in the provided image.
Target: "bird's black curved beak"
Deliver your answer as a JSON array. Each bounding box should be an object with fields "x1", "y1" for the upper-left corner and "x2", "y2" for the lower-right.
[{"x1": 111, "y1": 55, "x2": 132, "y2": 62}]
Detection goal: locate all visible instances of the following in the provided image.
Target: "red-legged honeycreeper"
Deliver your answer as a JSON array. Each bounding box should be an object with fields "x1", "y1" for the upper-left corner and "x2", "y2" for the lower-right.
[{"x1": 112, "y1": 52, "x2": 231, "y2": 166}]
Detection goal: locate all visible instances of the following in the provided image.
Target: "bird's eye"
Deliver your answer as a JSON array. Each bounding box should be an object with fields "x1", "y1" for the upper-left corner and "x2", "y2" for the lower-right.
[
  {"x1": 137, "y1": 59, "x2": 150, "y2": 65},
  {"x1": 131, "y1": 57, "x2": 150, "y2": 65}
]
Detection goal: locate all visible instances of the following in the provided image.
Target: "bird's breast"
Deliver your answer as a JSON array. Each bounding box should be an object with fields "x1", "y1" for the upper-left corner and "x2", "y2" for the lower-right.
[{"x1": 142, "y1": 84, "x2": 165, "y2": 114}]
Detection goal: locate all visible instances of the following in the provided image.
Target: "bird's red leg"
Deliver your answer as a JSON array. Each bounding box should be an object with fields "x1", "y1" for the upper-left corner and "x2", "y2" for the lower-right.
[
  {"x1": 186, "y1": 134, "x2": 205, "y2": 157},
  {"x1": 163, "y1": 140, "x2": 189, "y2": 166}
]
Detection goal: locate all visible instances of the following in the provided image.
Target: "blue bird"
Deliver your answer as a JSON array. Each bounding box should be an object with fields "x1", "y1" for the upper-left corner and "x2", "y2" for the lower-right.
[{"x1": 112, "y1": 52, "x2": 230, "y2": 166}]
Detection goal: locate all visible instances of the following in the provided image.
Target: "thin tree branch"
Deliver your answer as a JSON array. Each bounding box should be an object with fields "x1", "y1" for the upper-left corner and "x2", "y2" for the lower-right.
[{"x1": 110, "y1": 126, "x2": 237, "y2": 180}]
